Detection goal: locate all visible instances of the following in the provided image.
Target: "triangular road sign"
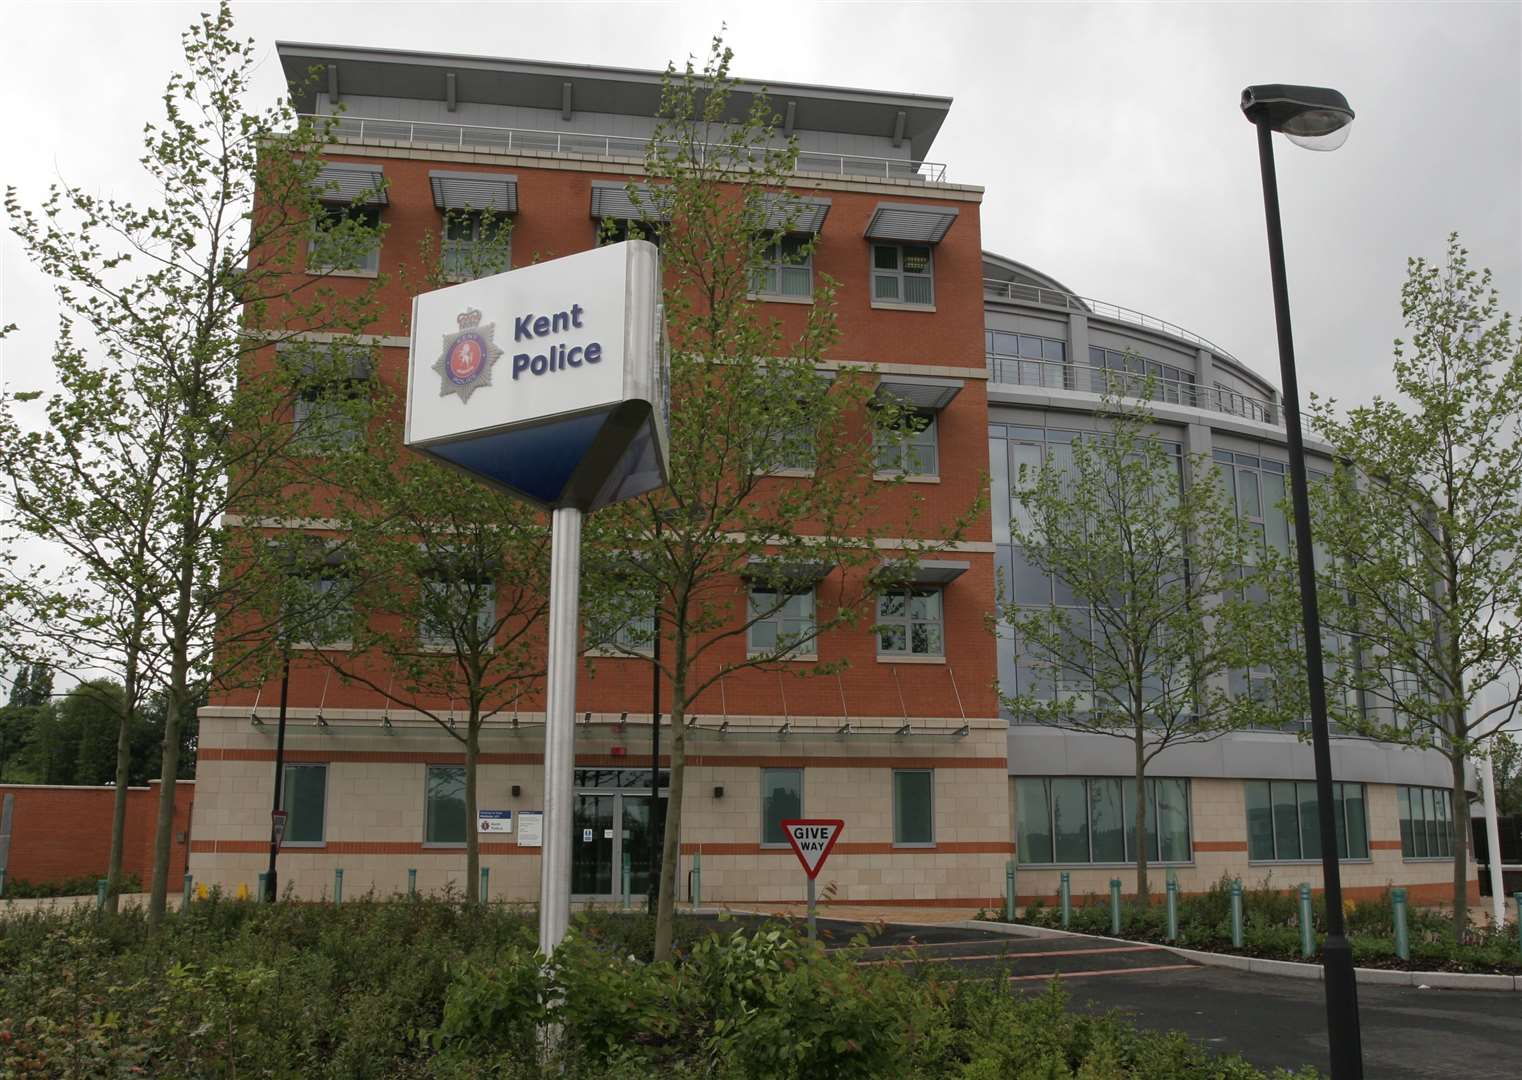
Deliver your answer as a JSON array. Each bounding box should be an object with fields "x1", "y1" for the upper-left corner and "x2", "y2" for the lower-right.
[{"x1": 781, "y1": 819, "x2": 844, "y2": 880}]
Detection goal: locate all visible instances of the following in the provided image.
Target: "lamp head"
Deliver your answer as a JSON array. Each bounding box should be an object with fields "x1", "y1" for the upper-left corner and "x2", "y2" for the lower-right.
[{"x1": 1241, "y1": 84, "x2": 1354, "y2": 151}]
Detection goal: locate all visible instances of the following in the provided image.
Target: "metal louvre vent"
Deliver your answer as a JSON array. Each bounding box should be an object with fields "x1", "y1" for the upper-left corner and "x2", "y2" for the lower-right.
[
  {"x1": 590, "y1": 182, "x2": 671, "y2": 223},
  {"x1": 877, "y1": 559, "x2": 970, "y2": 586},
  {"x1": 429, "y1": 171, "x2": 518, "y2": 213},
  {"x1": 863, "y1": 202, "x2": 958, "y2": 244},
  {"x1": 874, "y1": 374, "x2": 964, "y2": 411},
  {"x1": 740, "y1": 556, "x2": 834, "y2": 585},
  {"x1": 759, "y1": 193, "x2": 831, "y2": 234},
  {"x1": 310, "y1": 163, "x2": 387, "y2": 206}
]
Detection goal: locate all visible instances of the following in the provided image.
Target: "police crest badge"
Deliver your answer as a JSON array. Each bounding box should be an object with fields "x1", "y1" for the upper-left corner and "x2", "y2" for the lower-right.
[{"x1": 434, "y1": 308, "x2": 503, "y2": 403}]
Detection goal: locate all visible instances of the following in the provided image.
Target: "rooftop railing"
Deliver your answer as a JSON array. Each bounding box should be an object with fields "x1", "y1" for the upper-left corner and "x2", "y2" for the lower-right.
[
  {"x1": 986, "y1": 354, "x2": 1281, "y2": 428},
  {"x1": 306, "y1": 113, "x2": 949, "y2": 183},
  {"x1": 982, "y1": 278, "x2": 1238, "y2": 362}
]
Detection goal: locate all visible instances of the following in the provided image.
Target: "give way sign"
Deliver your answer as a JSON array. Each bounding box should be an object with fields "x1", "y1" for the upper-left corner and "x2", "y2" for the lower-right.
[{"x1": 781, "y1": 819, "x2": 844, "y2": 880}]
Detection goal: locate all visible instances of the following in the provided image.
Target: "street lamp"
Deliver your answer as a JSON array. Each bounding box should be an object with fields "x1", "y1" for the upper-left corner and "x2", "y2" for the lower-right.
[{"x1": 1241, "y1": 83, "x2": 1362, "y2": 1079}]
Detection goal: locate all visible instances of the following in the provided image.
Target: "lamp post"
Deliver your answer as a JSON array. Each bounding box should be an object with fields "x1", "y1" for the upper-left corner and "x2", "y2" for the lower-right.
[
  {"x1": 648, "y1": 512, "x2": 662, "y2": 917},
  {"x1": 263, "y1": 646, "x2": 291, "y2": 902},
  {"x1": 1241, "y1": 83, "x2": 1362, "y2": 1079}
]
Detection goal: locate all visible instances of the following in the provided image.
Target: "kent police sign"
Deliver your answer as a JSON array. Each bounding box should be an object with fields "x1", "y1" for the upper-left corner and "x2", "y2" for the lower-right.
[{"x1": 405, "y1": 240, "x2": 668, "y2": 510}]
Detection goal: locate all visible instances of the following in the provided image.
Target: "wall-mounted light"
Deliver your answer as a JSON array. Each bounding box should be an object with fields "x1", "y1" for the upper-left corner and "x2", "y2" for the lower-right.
[
  {"x1": 511, "y1": 784, "x2": 522, "y2": 798},
  {"x1": 713, "y1": 785, "x2": 725, "y2": 799}
]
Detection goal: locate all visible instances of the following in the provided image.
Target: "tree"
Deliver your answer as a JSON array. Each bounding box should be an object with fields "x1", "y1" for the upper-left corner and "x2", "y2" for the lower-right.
[
  {"x1": 597, "y1": 39, "x2": 979, "y2": 960},
  {"x1": 290, "y1": 207, "x2": 555, "y2": 904},
  {"x1": 1309, "y1": 234, "x2": 1522, "y2": 940},
  {"x1": 0, "y1": 662, "x2": 53, "y2": 782},
  {"x1": 999, "y1": 390, "x2": 1281, "y2": 901},
  {"x1": 2, "y1": 1, "x2": 384, "y2": 922}
]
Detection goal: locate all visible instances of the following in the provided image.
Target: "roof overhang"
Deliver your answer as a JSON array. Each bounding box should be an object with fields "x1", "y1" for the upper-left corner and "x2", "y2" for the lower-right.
[
  {"x1": 864, "y1": 202, "x2": 958, "y2": 244},
  {"x1": 874, "y1": 374, "x2": 963, "y2": 411},
  {"x1": 277, "y1": 42, "x2": 953, "y2": 160}
]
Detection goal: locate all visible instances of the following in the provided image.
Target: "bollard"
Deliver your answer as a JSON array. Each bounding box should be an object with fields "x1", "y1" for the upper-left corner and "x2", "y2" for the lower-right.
[
  {"x1": 1298, "y1": 883, "x2": 1314, "y2": 958},
  {"x1": 1005, "y1": 860, "x2": 1016, "y2": 921},
  {"x1": 1109, "y1": 878, "x2": 1122, "y2": 936},
  {"x1": 1059, "y1": 871, "x2": 1071, "y2": 929},
  {"x1": 691, "y1": 851, "x2": 702, "y2": 909},
  {"x1": 1391, "y1": 887, "x2": 1409, "y2": 961},
  {"x1": 1230, "y1": 878, "x2": 1243, "y2": 948},
  {"x1": 257, "y1": 873, "x2": 268, "y2": 902},
  {"x1": 407, "y1": 868, "x2": 416, "y2": 898},
  {"x1": 479, "y1": 866, "x2": 489, "y2": 904},
  {"x1": 182, "y1": 874, "x2": 194, "y2": 909},
  {"x1": 1166, "y1": 876, "x2": 1179, "y2": 942},
  {"x1": 96, "y1": 878, "x2": 108, "y2": 912},
  {"x1": 334, "y1": 867, "x2": 344, "y2": 905}
]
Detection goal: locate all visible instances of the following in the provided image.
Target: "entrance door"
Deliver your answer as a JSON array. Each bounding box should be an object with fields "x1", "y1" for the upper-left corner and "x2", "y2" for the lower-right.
[
  {"x1": 571, "y1": 793, "x2": 614, "y2": 896},
  {"x1": 621, "y1": 794, "x2": 655, "y2": 901}
]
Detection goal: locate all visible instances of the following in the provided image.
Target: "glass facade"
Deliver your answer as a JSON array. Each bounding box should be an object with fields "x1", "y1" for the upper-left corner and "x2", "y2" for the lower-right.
[
  {"x1": 1017, "y1": 777, "x2": 1191, "y2": 865},
  {"x1": 1244, "y1": 780, "x2": 1368, "y2": 861},
  {"x1": 1397, "y1": 785, "x2": 1454, "y2": 858}
]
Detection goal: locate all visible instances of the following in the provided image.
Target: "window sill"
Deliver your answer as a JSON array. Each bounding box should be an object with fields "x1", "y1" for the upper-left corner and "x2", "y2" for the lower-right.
[
  {"x1": 585, "y1": 646, "x2": 655, "y2": 659},
  {"x1": 1247, "y1": 858, "x2": 1373, "y2": 867},
  {"x1": 280, "y1": 841, "x2": 327, "y2": 849},
  {"x1": 871, "y1": 301, "x2": 936, "y2": 313},
  {"x1": 766, "y1": 467, "x2": 816, "y2": 478},
  {"x1": 422, "y1": 842, "x2": 467, "y2": 850},
  {"x1": 289, "y1": 642, "x2": 354, "y2": 653},
  {"x1": 306, "y1": 267, "x2": 380, "y2": 280},
  {"x1": 873, "y1": 472, "x2": 940, "y2": 483},
  {"x1": 747, "y1": 653, "x2": 819, "y2": 663},
  {"x1": 1399, "y1": 856, "x2": 1453, "y2": 864},
  {"x1": 748, "y1": 292, "x2": 814, "y2": 306},
  {"x1": 892, "y1": 842, "x2": 937, "y2": 850},
  {"x1": 877, "y1": 654, "x2": 946, "y2": 665}
]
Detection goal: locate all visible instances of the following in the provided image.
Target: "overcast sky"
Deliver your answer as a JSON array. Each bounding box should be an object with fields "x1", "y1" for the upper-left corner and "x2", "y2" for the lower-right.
[{"x1": 2, "y1": 0, "x2": 1519, "y2": 406}]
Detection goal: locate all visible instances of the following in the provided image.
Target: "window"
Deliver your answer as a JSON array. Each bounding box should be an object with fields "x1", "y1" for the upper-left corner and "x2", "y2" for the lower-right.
[
  {"x1": 291, "y1": 347, "x2": 372, "y2": 452},
  {"x1": 893, "y1": 769, "x2": 934, "y2": 845},
  {"x1": 986, "y1": 331, "x2": 1068, "y2": 388},
  {"x1": 748, "y1": 585, "x2": 816, "y2": 658},
  {"x1": 874, "y1": 410, "x2": 938, "y2": 476},
  {"x1": 442, "y1": 209, "x2": 510, "y2": 280},
  {"x1": 877, "y1": 587, "x2": 944, "y2": 657},
  {"x1": 309, "y1": 203, "x2": 382, "y2": 274},
  {"x1": 419, "y1": 570, "x2": 496, "y2": 650},
  {"x1": 286, "y1": 549, "x2": 355, "y2": 648},
  {"x1": 1017, "y1": 777, "x2": 1192, "y2": 865},
  {"x1": 1087, "y1": 346, "x2": 1196, "y2": 406},
  {"x1": 598, "y1": 219, "x2": 661, "y2": 247},
  {"x1": 872, "y1": 243, "x2": 933, "y2": 306},
  {"x1": 752, "y1": 235, "x2": 813, "y2": 299},
  {"x1": 425, "y1": 765, "x2": 467, "y2": 845},
  {"x1": 281, "y1": 763, "x2": 327, "y2": 845},
  {"x1": 761, "y1": 767, "x2": 803, "y2": 845},
  {"x1": 1397, "y1": 784, "x2": 1454, "y2": 859},
  {"x1": 1245, "y1": 780, "x2": 1368, "y2": 861}
]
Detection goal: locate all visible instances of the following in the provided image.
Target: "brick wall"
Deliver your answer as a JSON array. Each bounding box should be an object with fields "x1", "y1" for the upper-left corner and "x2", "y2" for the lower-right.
[{"x1": 0, "y1": 781, "x2": 195, "y2": 891}]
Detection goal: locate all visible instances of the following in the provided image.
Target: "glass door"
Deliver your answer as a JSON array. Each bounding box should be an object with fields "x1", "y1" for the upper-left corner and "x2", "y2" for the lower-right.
[
  {"x1": 571, "y1": 793, "x2": 614, "y2": 896},
  {"x1": 621, "y1": 794, "x2": 655, "y2": 901}
]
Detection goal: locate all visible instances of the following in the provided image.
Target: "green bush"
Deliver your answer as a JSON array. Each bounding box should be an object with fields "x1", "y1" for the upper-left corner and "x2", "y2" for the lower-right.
[
  {"x1": 0, "y1": 872, "x2": 141, "y2": 899},
  {"x1": 1000, "y1": 873, "x2": 1522, "y2": 973},
  {"x1": 0, "y1": 899, "x2": 1321, "y2": 1078}
]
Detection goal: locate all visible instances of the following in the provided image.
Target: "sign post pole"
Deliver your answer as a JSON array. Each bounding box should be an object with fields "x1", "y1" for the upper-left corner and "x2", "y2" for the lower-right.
[
  {"x1": 781, "y1": 818, "x2": 844, "y2": 942},
  {"x1": 539, "y1": 506, "x2": 582, "y2": 954}
]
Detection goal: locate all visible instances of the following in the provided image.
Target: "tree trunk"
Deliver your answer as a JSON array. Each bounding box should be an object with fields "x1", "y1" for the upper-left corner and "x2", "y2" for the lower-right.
[
  {"x1": 1450, "y1": 749, "x2": 1470, "y2": 944},
  {"x1": 653, "y1": 674, "x2": 687, "y2": 962},
  {"x1": 465, "y1": 716, "x2": 480, "y2": 905},
  {"x1": 1133, "y1": 728, "x2": 1150, "y2": 904},
  {"x1": 148, "y1": 543, "x2": 197, "y2": 925},
  {"x1": 106, "y1": 633, "x2": 146, "y2": 916}
]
